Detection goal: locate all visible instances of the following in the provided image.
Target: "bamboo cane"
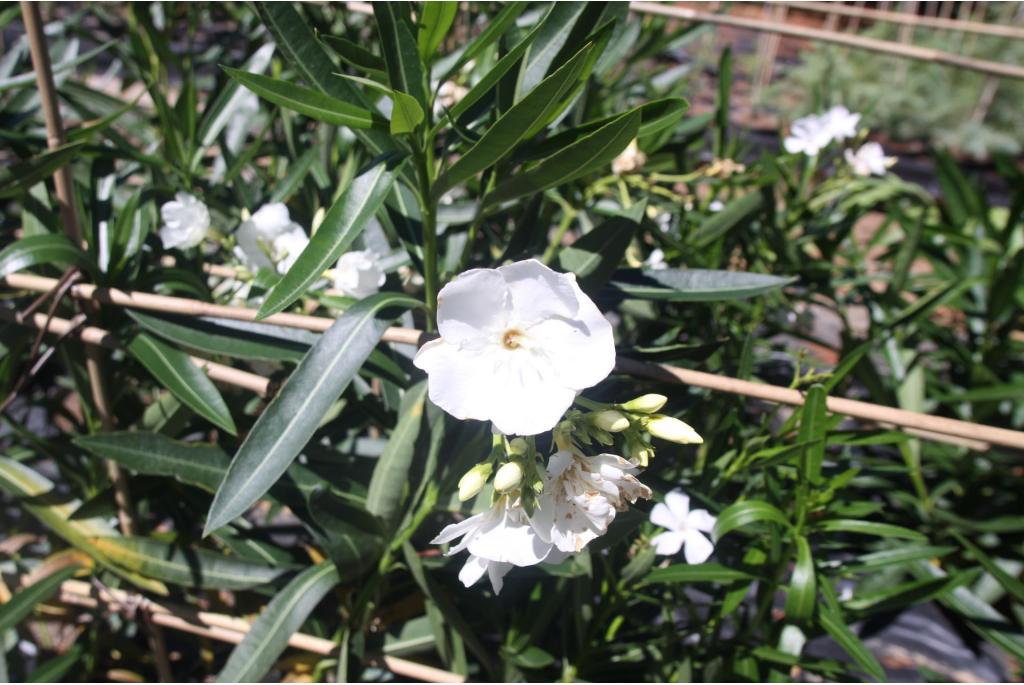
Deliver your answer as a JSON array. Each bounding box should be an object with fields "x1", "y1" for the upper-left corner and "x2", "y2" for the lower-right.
[
  {"x1": 5, "y1": 273, "x2": 1024, "y2": 450},
  {"x1": 628, "y1": 1, "x2": 1024, "y2": 80},
  {"x1": 782, "y1": 0, "x2": 1024, "y2": 39},
  {"x1": 58, "y1": 580, "x2": 464, "y2": 683}
]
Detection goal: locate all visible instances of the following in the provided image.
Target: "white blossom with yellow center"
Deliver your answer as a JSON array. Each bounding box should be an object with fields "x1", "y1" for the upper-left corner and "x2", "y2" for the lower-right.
[
  {"x1": 414, "y1": 259, "x2": 615, "y2": 436},
  {"x1": 159, "y1": 192, "x2": 210, "y2": 250}
]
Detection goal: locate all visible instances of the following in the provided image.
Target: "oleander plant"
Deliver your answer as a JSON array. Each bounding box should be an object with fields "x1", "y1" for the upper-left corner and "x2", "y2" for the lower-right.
[{"x1": 1, "y1": 3, "x2": 1023, "y2": 682}]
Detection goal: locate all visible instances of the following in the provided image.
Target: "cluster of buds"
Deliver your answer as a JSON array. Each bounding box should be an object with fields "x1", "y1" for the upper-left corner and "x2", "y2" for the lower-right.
[
  {"x1": 568, "y1": 393, "x2": 703, "y2": 467},
  {"x1": 456, "y1": 435, "x2": 545, "y2": 513}
]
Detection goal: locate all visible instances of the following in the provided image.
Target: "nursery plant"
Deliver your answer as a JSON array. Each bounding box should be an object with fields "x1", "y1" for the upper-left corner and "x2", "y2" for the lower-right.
[{"x1": 1, "y1": 2, "x2": 1023, "y2": 683}]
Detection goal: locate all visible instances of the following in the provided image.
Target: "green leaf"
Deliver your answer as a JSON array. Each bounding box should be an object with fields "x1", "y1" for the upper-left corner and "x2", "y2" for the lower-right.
[
  {"x1": 417, "y1": 1, "x2": 458, "y2": 61},
  {"x1": 334, "y1": 74, "x2": 423, "y2": 135},
  {"x1": 0, "y1": 564, "x2": 79, "y2": 633},
  {"x1": 127, "y1": 333, "x2": 237, "y2": 436},
  {"x1": 818, "y1": 606, "x2": 885, "y2": 682},
  {"x1": 221, "y1": 66, "x2": 384, "y2": 130},
  {"x1": 515, "y1": 2, "x2": 589, "y2": 98},
  {"x1": 645, "y1": 562, "x2": 758, "y2": 584},
  {"x1": 365, "y1": 381, "x2": 428, "y2": 525},
  {"x1": 258, "y1": 160, "x2": 399, "y2": 319},
  {"x1": 0, "y1": 234, "x2": 92, "y2": 278},
  {"x1": 952, "y1": 532, "x2": 1024, "y2": 603},
  {"x1": 784, "y1": 536, "x2": 816, "y2": 623},
  {"x1": 128, "y1": 310, "x2": 312, "y2": 362},
  {"x1": 88, "y1": 536, "x2": 286, "y2": 590},
  {"x1": 486, "y1": 110, "x2": 640, "y2": 207},
  {"x1": 434, "y1": 43, "x2": 593, "y2": 199},
  {"x1": 691, "y1": 192, "x2": 763, "y2": 247},
  {"x1": 607, "y1": 268, "x2": 796, "y2": 302},
  {"x1": 75, "y1": 431, "x2": 228, "y2": 492},
  {"x1": 374, "y1": 3, "x2": 428, "y2": 109},
  {"x1": 814, "y1": 519, "x2": 927, "y2": 541},
  {"x1": 216, "y1": 561, "x2": 339, "y2": 682},
  {"x1": 798, "y1": 385, "x2": 827, "y2": 485},
  {"x1": 0, "y1": 142, "x2": 86, "y2": 199},
  {"x1": 320, "y1": 35, "x2": 385, "y2": 73},
  {"x1": 307, "y1": 491, "x2": 385, "y2": 577},
  {"x1": 204, "y1": 293, "x2": 420, "y2": 535},
  {"x1": 713, "y1": 500, "x2": 790, "y2": 541},
  {"x1": 27, "y1": 645, "x2": 83, "y2": 683},
  {"x1": 439, "y1": 2, "x2": 527, "y2": 81},
  {"x1": 558, "y1": 217, "x2": 638, "y2": 292},
  {"x1": 840, "y1": 545, "x2": 956, "y2": 573},
  {"x1": 714, "y1": 47, "x2": 732, "y2": 157},
  {"x1": 844, "y1": 574, "x2": 968, "y2": 613}
]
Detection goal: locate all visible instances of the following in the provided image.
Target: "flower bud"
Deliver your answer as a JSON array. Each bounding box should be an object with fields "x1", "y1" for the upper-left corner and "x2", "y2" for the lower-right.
[
  {"x1": 629, "y1": 442, "x2": 655, "y2": 467},
  {"x1": 592, "y1": 410, "x2": 629, "y2": 433},
  {"x1": 458, "y1": 463, "x2": 492, "y2": 501},
  {"x1": 508, "y1": 437, "x2": 529, "y2": 456},
  {"x1": 645, "y1": 415, "x2": 703, "y2": 444},
  {"x1": 620, "y1": 394, "x2": 668, "y2": 414},
  {"x1": 493, "y1": 461, "x2": 524, "y2": 493}
]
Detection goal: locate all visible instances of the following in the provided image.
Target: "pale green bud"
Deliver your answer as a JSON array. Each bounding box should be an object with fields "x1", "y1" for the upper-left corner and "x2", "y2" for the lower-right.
[
  {"x1": 493, "y1": 461, "x2": 524, "y2": 493},
  {"x1": 508, "y1": 437, "x2": 529, "y2": 456},
  {"x1": 645, "y1": 415, "x2": 703, "y2": 444},
  {"x1": 458, "y1": 463, "x2": 492, "y2": 501},
  {"x1": 592, "y1": 410, "x2": 630, "y2": 433},
  {"x1": 620, "y1": 393, "x2": 668, "y2": 414}
]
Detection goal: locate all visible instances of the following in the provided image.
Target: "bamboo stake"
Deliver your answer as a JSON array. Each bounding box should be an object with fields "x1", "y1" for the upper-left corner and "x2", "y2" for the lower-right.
[
  {"x1": 58, "y1": 580, "x2": 464, "y2": 683},
  {"x1": 783, "y1": 0, "x2": 1024, "y2": 39},
  {"x1": 0, "y1": 310, "x2": 270, "y2": 397},
  {"x1": 5, "y1": 273, "x2": 1024, "y2": 450},
  {"x1": 628, "y1": 1, "x2": 1024, "y2": 80}
]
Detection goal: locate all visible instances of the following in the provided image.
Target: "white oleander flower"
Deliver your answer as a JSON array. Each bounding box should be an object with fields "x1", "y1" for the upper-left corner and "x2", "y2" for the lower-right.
[
  {"x1": 649, "y1": 489, "x2": 716, "y2": 563},
  {"x1": 532, "y1": 450, "x2": 652, "y2": 554},
  {"x1": 159, "y1": 192, "x2": 210, "y2": 250},
  {"x1": 644, "y1": 248, "x2": 668, "y2": 270},
  {"x1": 822, "y1": 105, "x2": 861, "y2": 142},
  {"x1": 333, "y1": 250, "x2": 385, "y2": 298},
  {"x1": 611, "y1": 138, "x2": 647, "y2": 175},
  {"x1": 783, "y1": 113, "x2": 832, "y2": 157},
  {"x1": 235, "y1": 203, "x2": 309, "y2": 274},
  {"x1": 431, "y1": 495, "x2": 559, "y2": 594},
  {"x1": 414, "y1": 259, "x2": 615, "y2": 436},
  {"x1": 844, "y1": 142, "x2": 896, "y2": 177}
]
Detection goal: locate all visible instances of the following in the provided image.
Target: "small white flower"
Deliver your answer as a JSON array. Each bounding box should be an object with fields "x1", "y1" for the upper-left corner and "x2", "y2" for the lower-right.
[
  {"x1": 431, "y1": 495, "x2": 559, "y2": 594},
  {"x1": 414, "y1": 259, "x2": 615, "y2": 436},
  {"x1": 235, "y1": 203, "x2": 309, "y2": 274},
  {"x1": 844, "y1": 142, "x2": 896, "y2": 176},
  {"x1": 822, "y1": 105, "x2": 861, "y2": 142},
  {"x1": 333, "y1": 250, "x2": 386, "y2": 298},
  {"x1": 532, "y1": 450, "x2": 652, "y2": 553},
  {"x1": 649, "y1": 489, "x2": 716, "y2": 564},
  {"x1": 611, "y1": 138, "x2": 647, "y2": 175},
  {"x1": 783, "y1": 113, "x2": 832, "y2": 157},
  {"x1": 159, "y1": 192, "x2": 209, "y2": 250},
  {"x1": 708, "y1": 200, "x2": 724, "y2": 212},
  {"x1": 644, "y1": 248, "x2": 667, "y2": 270}
]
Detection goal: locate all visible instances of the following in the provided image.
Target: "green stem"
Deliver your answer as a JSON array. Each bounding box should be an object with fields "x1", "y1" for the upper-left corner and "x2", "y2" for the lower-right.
[
  {"x1": 413, "y1": 145, "x2": 439, "y2": 330},
  {"x1": 541, "y1": 208, "x2": 577, "y2": 265}
]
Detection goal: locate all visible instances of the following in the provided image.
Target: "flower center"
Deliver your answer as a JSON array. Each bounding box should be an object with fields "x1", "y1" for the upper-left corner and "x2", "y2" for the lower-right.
[{"x1": 502, "y1": 328, "x2": 526, "y2": 350}]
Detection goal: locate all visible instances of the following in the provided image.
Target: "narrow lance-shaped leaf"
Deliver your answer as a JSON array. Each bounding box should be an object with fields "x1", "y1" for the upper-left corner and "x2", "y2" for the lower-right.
[
  {"x1": 75, "y1": 431, "x2": 229, "y2": 492},
  {"x1": 0, "y1": 142, "x2": 86, "y2": 199},
  {"x1": 692, "y1": 191, "x2": 763, "y2": 247},
  {"x1": 417, "y1": 2, "x2": 458, "y2": 61},
  {"x1": 558, "y1": 217, "x2": 638, "y2": 292},
  {"x1": 217, "y1": 561, "x2": 340, "y2": 682},
  {"x1": 365, "y1": 381, "x2": 428, "y2": 524},
  {"x1": 514, "y1": 2, "x2": 589, "y2": 98},
  {"x1": 334, "y1": 74, "x2": 423, "y2": 135},
  {"x1": 434, "y1": 43, "x2": 594, "y2": 199},
  {"x1": 258, "y1": 160, "x2": 400, "y2": 319},
  {"x1": 784, "y1": 535, "x2": 816, "y2": 623},
  {"x1": 0, "y1": 234, "x2": 93, "y2": 279},
  {"x1": 438, "y1": 2, "x2": 527, "y2": 81},
  {"x1": 798, "y1": 385, "x2": 827, "y2": 485},
  {"x1": 204, "y1": 293, "x2": 420, "y2": 535},
  {"x1": 713, "y1": 500, "x2": 791, "y2": 541},
  {"x1": 485, "y1": 110, "x2": 640, "y2": 207},
  {"x1": 374, "y1": 3, "x2": 428, "y2": 109},
  {"x1": 222, "y1": 66, "x2": 385, "y2": 130},
  {"x1": 0, "y1": 564, "x2": 80, "y2": 634},
  {"x1": 127, "y1": 332, "x2": 237, "y2": 435},
  {"x1": 127, "y1": 310, "x2": 312, "y2": 362},
  {"x1": 607, "y1": 268, "x2": 797, "y2": 302}
]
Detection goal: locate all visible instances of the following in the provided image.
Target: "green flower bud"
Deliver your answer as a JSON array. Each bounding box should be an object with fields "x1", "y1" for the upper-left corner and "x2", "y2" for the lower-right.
[
  {"x1": 493, "y1": 461, "x2": 524, "y2": 493},
  {"x1": 592, "y1": 410, "x2": 630, "y2": 433},
  {"x1": 508, "y1": 437, "x2": 529, "y2": 455},
  {"x1": 645, "y1": 415, "x2": 703, "y2": 444},
  {"x1": 620, "y1": 393, "x2": 668, "y2": 414},
  {"x1": 458, "y1": 463, "x2": 492, "y2": 501}
]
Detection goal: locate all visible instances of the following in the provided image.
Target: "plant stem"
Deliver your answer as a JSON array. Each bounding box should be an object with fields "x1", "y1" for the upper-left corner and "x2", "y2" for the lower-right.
[
  {"x1": 542, "y1": 209, "x2": 577, "y2": 265},
  {"x1": 413, "y1": 145, "x2": 439, "y2": 330}
]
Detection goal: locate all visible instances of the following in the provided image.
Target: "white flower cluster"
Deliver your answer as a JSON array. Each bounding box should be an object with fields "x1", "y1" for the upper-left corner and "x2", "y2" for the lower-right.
[
  {"x1": 419, "y1": 259, "x2": 713, "y2": 593},
  {"x1": 784, "y1": 105, "x2": 897, "y2": 176},
  {"x1": 157, "y1": 196, "x2": 386, "y2": 299}
]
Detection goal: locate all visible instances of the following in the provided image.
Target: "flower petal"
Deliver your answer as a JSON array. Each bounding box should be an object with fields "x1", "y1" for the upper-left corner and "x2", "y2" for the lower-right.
[
  {"x1": 414, "y1": 340, "x2": 499, "y2": 425},
  {"x1": 498, "y1": 259, "x2": 579, "y2": 325},
  {"x1": 436, "y1": 268, "x2": 510, "y2": 346},
  {"x1": 649, "y1": 502, "x2": 680, "y2": 531},
  {"x1": 651, "y1": 531, "x2": 685, "y2": 556},
  {"x1": 683, "y1": 529, "x2": 714, "y2": 565},
  {"x1": 458, "y1": 554, "x2": 488, "y2": 588},
  {"x1": 687, "y1": 508, "x2": 716, "y2": 533},
  {"x1": 486, "y1": 560, "x2": 513, "y2": 594},
  {"x1": 430, "y1": 511, "x2": 486, "y2": 545},
  {"x1": 664, "y1": 490, "x2": 691, "y2": 522}
]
